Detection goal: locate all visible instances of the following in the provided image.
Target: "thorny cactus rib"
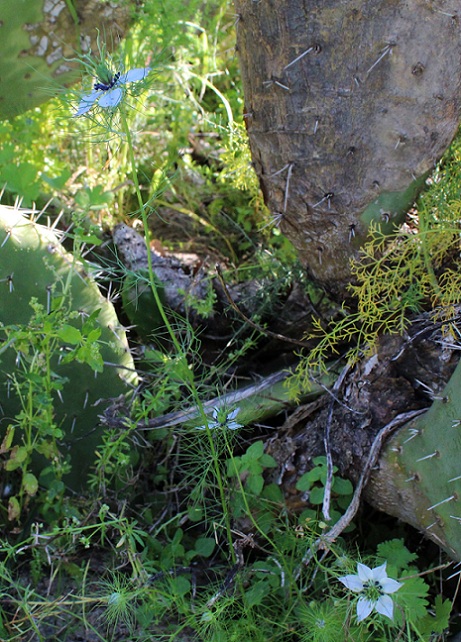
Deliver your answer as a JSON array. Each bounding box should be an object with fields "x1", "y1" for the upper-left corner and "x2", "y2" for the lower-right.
[{"x1": 0, "y1": 206, "x2": 137, "y2": 488}]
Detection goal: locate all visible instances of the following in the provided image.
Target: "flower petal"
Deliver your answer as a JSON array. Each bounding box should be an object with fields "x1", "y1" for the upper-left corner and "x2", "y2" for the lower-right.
[
  {"x1": 227, "y1": 408, "x2": 240, "y2": 420},
  {"x1": 357, "y1": 563, "x2": 374, "y2": 582},
  {"x1": 338, "y1": 574, "x2": 364, "y2": 592},
  {"x1": 356, "y1": 597, "x2": 374, "y2": 622},
  {"x1": 98, "y1": 87, "x2": 123, "y2": 109},
  {"x1": 196, "y1": 420, "x2": 219, "y2": 431},
  {"x1": 119, "y1": 67, "x2": 151, "y2": 84},
  {"x1": 74, "y1": 90, "x2": 99, "y2": 117},
  {"x1": 227, "y1": 421, "x2": 243, "y2": 430},
  {"x1": 375, "y1": 594, "x2": 394, "y2": 620},
  {"x1": 380, "y1": 577, "x2": 402, "y2": 594},
  {"x1": 370, "y1": 562, "x2": 388, "y2": 582}
]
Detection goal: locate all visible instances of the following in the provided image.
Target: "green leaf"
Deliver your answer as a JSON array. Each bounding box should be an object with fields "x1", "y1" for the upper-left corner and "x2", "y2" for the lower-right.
[
  {"x1": 309, "y1": 486, "x2": 325, "y2": 505},
  {"x1": 245, "y1": 440, "x2": 264, "y2": 461},
  {"x1": 136, "y1": 603, "x2": 156, "y2": 628},
  {"x1": 429, "y1": 594, "x2": 451, "y2": 633},
  {"x1": 82, "y1": 233, "x2": 102, "y2": 246},
  {"x1": 296, "y1": 472, "x2": 313, "y2": 492},
  {"x1": 0, "y1": 424, "x2": 14, "y2": 453},
  {"x1": 22, "y1": 472, "x2": 38, "y2": 496},
  {"x1": 194, "y1": 537, "x2": 215, "y2": 557},
  {"x1": 416, "y1": 594, "x2": 452, "y2": 636},
  {"x1": 252, "y1": 560, "x2": 283, "y2": 587},
  {"x1": 259, "y1": 453, "x2": 277, "y2": 468},
  {"x1": 0, "y1": 143, "x2": 14, "y2": 164},
  {"x1": 8, "y1": 496, "x2": 21, "y2": 521},
  {"x1": 305, "y1": 467, "x2": 324, "y2": 483},
  {"x1": 5, "y1": 445, "x2": 29, "y2": 471},
  {"x1": 337, "y1": 494, "x2": 353, "y2": 510},
  {"x1": 332, "y1": 477, "x2": 353, "y2": 496},
  {"x1": 246, "y1": 473, "x2": 264, "y2": 496},
  {"x1": 261, "y1": 482, "x2": 284, "y2": 503},
  {"x1": 247, "y1": 461, "x2": 264, "y2": 475},
  {"x1": 377, "y1": 539, "x2": 418, "y2": 570},
  {"x1": 75, "y1": 343, "x2": 104, "y2": 372},
  {"x1": 396, "y1": 576, "x2": 429, "y2": 622},
  {"x1": 170, "y1": 575, "x2": 191, "y2": 597},
  {"x1": 81, "y1": 309, "x2": 102, "y2": 331},
  {"x1": 41, "y1": 168, "x2": 71, "y2": 190},
  {"x1": 75, "y1": 185, "x2": 114, "y2": 210},
  {"x1": 187, "y1": 506, "x2": 203, "y2": 522},
  {"x1": 58, "y1": 324, "x2": 82, "y2": 345},
  {"x1": 86, "y1": 328, "x2": 102, "y2": 343},
  {"x1": 169, "y1": 356, "x2": 194, "y2": 384},
  {"x1": 1, "y1": 162, "x2": 41, "y2": 204},
  {"x1": 243, "y1": 580, "x2": 268, "y2": 608}
]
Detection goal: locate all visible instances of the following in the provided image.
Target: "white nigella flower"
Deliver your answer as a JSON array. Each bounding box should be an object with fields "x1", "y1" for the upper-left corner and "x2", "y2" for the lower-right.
[
  {"x1": 196, "y1": 407, "x2": 243, "y2": 431},
  {"x1": 338, "y1": 562, "x2": 402, "y2": 623},
  {"x1": 74, "y1": 66, "x2": 151, "y2": 117}
]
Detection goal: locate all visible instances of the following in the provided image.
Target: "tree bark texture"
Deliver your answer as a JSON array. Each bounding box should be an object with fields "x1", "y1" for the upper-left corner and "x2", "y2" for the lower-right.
[{"x1": 234, "y1": 0, "x2": 461, "y2": 295}]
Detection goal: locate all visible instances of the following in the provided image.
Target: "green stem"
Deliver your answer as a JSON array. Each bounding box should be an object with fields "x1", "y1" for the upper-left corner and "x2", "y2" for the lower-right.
[
  {"x1": 119, "y1": 108, "x2": 181, "y2": 354},
  {"x1": 64, "y1": 0, "x2": 81, "y2": 55},
  {"x1": 119, "y1": 108, "x2": 234, "y2": 557},
  {"x1": 418, "y1": 215, "x2": 442, "y2": 301},
  {"x1": 205, "y1": 428, "x2": 236, "y2": 563}
]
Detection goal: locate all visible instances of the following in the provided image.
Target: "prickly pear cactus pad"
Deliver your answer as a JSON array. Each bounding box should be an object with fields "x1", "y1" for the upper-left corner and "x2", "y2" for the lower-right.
[
  {"x1": 368, "y1": 359, "x2": 461, "y2": 561},
  {"x1": 0, "y1": 0, "x2": 132, "y2": 118},
  {"x1": 0, "y1": 205, "x2": 137, "y2": 489}
]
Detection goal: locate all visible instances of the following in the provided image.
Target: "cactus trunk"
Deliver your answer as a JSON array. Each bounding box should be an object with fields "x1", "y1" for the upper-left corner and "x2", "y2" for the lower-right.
[{"x1": 233, "y1": 0, "x2": 461, "y2": 295}]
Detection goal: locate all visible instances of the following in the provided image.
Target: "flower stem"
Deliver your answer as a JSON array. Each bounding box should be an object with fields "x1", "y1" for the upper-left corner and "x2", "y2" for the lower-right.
[
  {"x1": 119, "y1": 108, "x2": 234, "y2": 558},
  {"x1": 119, "y1": 108, "x2": 181, "y2": 353}
]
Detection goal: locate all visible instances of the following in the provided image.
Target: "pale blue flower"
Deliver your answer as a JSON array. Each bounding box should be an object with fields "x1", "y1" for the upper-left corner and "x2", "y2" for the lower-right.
[
  {"x1": 74, "y1": 67, "x2": 151, "y2": 117},
  {"x1": 338, "y1": 562, "x2": 402, "y2": 622},
  {"x1": 196, "y1": 407, "x2": 243, "y2": 431}
]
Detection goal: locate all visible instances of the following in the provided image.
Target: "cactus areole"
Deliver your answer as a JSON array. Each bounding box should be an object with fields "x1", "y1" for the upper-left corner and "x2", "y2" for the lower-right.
[{"x1": 234, "y1": 0, "x2": 461, "y2": 296}]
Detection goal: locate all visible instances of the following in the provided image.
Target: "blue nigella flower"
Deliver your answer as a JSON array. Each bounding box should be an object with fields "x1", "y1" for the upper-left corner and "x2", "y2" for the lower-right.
[
  {"x1": 196, "y1": 407, "x2": 243, "y2": 431},
  {"x1": 74, "y1": 66, "x2": 151, "y2": 117}
]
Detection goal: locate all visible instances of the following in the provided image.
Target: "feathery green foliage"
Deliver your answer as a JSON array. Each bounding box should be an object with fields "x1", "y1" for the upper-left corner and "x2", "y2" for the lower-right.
[{"x1": 292, "y1": 131, "x2": 461, "y2": 393}]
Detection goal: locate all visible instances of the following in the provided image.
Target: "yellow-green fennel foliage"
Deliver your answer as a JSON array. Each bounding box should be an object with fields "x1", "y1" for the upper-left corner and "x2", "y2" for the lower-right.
[{"x1": 291, "y1": 132, "x2": 461, "y2": 394}]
